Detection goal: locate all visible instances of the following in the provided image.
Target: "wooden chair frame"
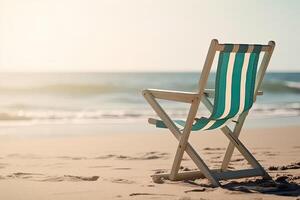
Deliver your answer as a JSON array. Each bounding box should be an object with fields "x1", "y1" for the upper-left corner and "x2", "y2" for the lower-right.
[{"x1": 142, "y1": 39, "x2": 275, "y2": 187}]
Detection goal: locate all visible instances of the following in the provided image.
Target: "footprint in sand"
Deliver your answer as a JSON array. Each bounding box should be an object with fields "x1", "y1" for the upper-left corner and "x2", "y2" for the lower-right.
[
  {"x1": 0, "y1": 163, "x2": 9, "y2": 169},
  {"x1": 203, "y1": 149, "x2": 224, "y2": 155},
  {"x1": 110, "y1": 178, "x2": 135, "y2": 184},
  {"x1": 210, "y1": 160, "x2": 222, "y2": 164},
  {"x1": 184, "y1": 188, "x2": 206, "y2": 193},
  {"x1": 137, "y1": 151, "x2": 169, "y2": 160},
  {"x1": 178, "y1": 196, "x2": 209, "y2": 200},
  {"x1": 94, "y1": 154, "x2": 116, "y2": 159},
  {"x1": 203, "y1": 147, "x2": 225, "y2": 151},
  {"x1": 117, "y1": 152, "x2": 169, "y2": 160},
  {"x1": 211, "y1": 155, "x2": 221, "y2": 159},
  {"x1": 94, "y1": 152, "x2": 169, "y2": 161},
  {"x1": 7, "y1": 172, "x2": 44, "y2": 179},
  {"x1": 153, "y1": 169, "x2": 168, "y2": 174},
  {"x1": 56, "y1": 156, "x2": 87, "y2": 160},
  {"x1": 42, "y1": 175, "x2": 99, "y2": 182},
  {"x1": 113, "y1": 167, "x2": 132, "y2": 170},
  {"x1": 2, "y1": 172, "x2": 99, "y2": 182},
  {"x1": 89, "y1": 165, "x2": 112, "y2": 168},
  {"x1": 269, "y1": 162, "x2": 300, "y2": 171},
  {"x1": 231, "y1": 158, "x2": 244, "y2": 162},
  {"x1": 129, "y1": 193, "x2": 175, "y2": 197},
  {"x1": 6, "y1": 154, "x2": 42, "y2": 159}
]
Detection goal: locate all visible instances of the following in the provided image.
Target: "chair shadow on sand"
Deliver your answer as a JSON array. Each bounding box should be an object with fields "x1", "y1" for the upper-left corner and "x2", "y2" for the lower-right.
[
  {"x1": 184, "y1": 175, "x2": 300, "y2": 197},
  {"x1": 222, "y1": 177, "x2": 300, "y2": 197}
]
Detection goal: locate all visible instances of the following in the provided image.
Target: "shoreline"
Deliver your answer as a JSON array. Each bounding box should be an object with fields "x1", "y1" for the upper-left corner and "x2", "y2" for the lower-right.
[{"x1": 0, "y1": 115, "x2": 299, "y2": 137}]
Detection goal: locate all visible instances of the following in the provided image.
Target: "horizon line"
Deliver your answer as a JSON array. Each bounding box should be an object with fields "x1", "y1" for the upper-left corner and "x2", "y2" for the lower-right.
[{"x1": 0, "y1": 70, "x2": 299, "y2": 73}]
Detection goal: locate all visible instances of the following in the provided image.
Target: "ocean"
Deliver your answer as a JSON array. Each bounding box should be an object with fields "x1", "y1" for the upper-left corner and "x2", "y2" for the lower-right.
[{"x1": 0, "y1": 72, "x2": 299, "y2": 127}]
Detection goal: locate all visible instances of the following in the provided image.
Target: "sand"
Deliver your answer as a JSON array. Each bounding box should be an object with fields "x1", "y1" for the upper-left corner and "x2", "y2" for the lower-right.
[{"x1": 0, "y1": 124, "x2": 299, "y2": 199}]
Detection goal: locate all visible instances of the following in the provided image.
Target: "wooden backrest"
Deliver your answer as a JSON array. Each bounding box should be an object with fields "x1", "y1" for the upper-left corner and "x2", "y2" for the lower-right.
[{"x1": 198, "y1": 39, "x2": 275, "y2": 119}]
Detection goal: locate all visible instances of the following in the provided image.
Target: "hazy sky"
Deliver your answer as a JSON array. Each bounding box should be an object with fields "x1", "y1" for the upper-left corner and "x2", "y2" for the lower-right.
[{"x1": 0, "y1": 0, "x2": 299, "y2": 72}]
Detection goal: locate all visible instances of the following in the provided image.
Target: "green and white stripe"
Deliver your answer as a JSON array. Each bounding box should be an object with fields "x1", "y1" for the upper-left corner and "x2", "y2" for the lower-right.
[{"x1": 155, "y1": 44, "x2": 262, "y2": 131}]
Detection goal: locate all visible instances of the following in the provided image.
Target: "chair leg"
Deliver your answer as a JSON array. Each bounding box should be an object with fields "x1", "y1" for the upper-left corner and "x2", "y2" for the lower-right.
[
  {"x1": 144, "y1": 92, "x2": 270, "y2": 185},
  {"x1": 221, "y1": 112, "x2": 249, "y2": 171},
  {"x1": 169, "y1": 143, "x2": 186, "y2": 180},
  {"x1": 170, "y1": 101, "x2": 200, "y2": 180},
  {"x1": 221, "y1": 142, "x2": 235, "y2": 171},
  {"x1": 185, "y1": 144, "x2": 221, "y2": 186},
  {"x1": 221, "y1": 127, "x2": 271, "y2": 179},
  {"x1": 200, "y1": 96, "x2": 270, "y2": 180},
  {"x1": 143, "y1": 91, "x2": 220, "y2": 186}
]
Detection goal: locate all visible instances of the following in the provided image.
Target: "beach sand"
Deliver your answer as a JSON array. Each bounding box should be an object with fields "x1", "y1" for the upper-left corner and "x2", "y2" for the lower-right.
[{"x1": 0, "y1": 124, "x2": 299, "y2": 199}]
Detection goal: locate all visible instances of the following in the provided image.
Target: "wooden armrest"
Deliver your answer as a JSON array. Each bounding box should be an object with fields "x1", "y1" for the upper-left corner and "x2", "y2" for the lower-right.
[
  {"x1": 142, "y1": 89, "x2": 200, "y2": 103},
  {"x1": 143, "y1": 89, "x2": 263, "y2": 103}
]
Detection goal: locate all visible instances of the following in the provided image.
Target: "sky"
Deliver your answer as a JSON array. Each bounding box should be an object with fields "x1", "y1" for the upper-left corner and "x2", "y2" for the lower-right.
[{"x1": 0, "y1": 0, "x2": 299, "y2": 72}]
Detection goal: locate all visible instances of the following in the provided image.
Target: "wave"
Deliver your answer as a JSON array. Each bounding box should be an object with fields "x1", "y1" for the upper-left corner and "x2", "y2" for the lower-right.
[
  {"x1": 285, "y1": 81, "x2": 300, "y2": 90},
  {"x1": 0, "y1": 84, "x2": 122, "y2": 95},
  {"x1": 261, "y1": 81, "x2": 300, "y2": 93},
  {"x1": 0, "y1": 110, "x2": 147, "y2": 122},
  {"x1": 0, "y1": 80, "x2": 299, "y2": 96},
  {"x1": 0, "y1": 103, "x2": 299, "y2": 123}
]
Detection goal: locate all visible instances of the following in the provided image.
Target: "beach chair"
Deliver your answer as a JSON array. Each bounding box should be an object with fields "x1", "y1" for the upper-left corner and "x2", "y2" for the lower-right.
[{"x1": 142, "y1": 39, "x2": 275, "y2": 187}]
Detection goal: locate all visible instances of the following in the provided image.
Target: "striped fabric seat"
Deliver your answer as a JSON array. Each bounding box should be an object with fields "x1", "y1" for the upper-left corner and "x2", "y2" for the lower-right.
[{"x1": 154, "y1": 44, "x2": 262, "y2": 131}]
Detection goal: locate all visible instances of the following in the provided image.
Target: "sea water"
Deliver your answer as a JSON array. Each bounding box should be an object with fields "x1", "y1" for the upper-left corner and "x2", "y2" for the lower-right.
[{"x1": 0, "y1": 72, "x2": 299, "y2": 127}]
